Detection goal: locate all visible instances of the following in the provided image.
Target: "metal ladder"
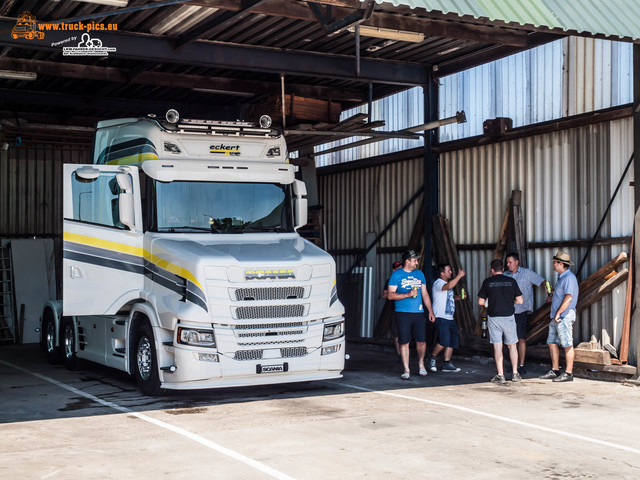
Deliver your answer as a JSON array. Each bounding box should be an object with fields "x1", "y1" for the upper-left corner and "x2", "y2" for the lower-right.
[{"x1": 0, "y1": 245, "x2": 16, "y2": 343}]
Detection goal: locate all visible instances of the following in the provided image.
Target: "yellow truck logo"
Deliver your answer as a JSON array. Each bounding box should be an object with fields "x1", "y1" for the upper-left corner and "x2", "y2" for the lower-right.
[
  {"x1": 244, "y1": 269, "x2": 295, "y2": 280},
  {"x1": 12, "y1": 12, "x2": 45, "y2": 40}
]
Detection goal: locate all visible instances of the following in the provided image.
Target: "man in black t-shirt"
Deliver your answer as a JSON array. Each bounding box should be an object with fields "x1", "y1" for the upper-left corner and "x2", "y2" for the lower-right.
[{"x1": 478, "y1": 259, "x2": 524, "y2": 384}]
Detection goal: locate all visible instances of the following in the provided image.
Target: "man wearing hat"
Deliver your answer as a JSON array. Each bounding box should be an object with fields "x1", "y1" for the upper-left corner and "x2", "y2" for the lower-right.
[
  {"x1": 387, "y1": 250, "x2": 436, "y2": 379},
  {"x1": 539, "y1": 251, "x2": 579, "y2": 382}
]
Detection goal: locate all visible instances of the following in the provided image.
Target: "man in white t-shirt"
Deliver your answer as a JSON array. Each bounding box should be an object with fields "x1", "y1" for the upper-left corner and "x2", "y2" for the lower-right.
[{"x1": 428, "y1": 263, "x2": 466, "y2": 372}]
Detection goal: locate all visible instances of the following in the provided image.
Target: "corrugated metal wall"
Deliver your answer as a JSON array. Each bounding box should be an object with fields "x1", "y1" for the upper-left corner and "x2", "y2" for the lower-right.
[
  {"x1": 444, "y1": 117, "x2": 634, "y2": 353},
  {"x1": 319, "y1": 116, "x2": 635, "y2": 360},
  {"x1": 0, "y1": 145, "x2": 91, "y2": 236},
  {"x1": 316, "y1": 37, "x2": 633, "y2": 167},
  {"x1": 319, "y1": 156, "x2": 424, "y2": 291},
  {"x1": 440, "y1": 37, "x2": 633, "y2": 141}
]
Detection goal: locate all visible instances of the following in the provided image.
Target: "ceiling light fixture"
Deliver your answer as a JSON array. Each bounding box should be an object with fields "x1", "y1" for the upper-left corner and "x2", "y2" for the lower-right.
[
  {"x1": 0, "y1": 70, "x2": 37, "y2": 81},
  {"x1": 193, "y1": 87, "x2": 254, "y2": 98},
  {"x1": 72, "y1": 0, "x2": 129, "y2": 7},
  {"x1": 348, "y1": 25, "x2": 425, "y2": 43}
]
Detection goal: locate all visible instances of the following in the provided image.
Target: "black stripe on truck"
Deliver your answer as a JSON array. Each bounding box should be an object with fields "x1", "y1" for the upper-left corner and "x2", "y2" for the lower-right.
[{"x1": 63, "y1": 241, "x2": 208, "y2": 312}]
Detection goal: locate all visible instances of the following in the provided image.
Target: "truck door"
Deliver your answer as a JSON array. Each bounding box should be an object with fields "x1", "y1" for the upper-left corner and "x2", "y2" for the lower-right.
[{"x1": 63, "y1": 164, "x2": 144, "y2": 315}]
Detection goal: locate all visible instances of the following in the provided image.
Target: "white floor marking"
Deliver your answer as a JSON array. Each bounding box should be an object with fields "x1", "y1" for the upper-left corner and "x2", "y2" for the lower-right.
[
  {"x1": 40, "y1": 469, "x2": 61, "y2": 479},
  {"x1": 1, "y1": 360, "x2": 297, "y2": 480},
  {"x1": 330, "y1": 380, "x2": 640, "y2": 455}
]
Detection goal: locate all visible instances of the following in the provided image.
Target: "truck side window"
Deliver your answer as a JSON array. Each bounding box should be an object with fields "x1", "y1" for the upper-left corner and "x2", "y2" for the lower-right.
[{"x1": 71, "y1": 172, "x2": 125, "y2": 229}]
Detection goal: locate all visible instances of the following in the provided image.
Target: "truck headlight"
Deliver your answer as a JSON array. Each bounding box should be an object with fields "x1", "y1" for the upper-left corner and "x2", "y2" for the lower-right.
[
  {"x1": 323, "y1": 321, "x2": 344, "y2": 341},
  {"x1": 177, "y1": 327, "x2": 216, "y2": 348},
  {"x1": 266, "y1": 146, "x2": 280, "y2": 157}
]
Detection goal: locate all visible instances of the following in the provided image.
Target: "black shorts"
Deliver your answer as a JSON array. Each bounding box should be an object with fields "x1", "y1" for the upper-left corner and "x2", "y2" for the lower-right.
[
  {"x1": 435, "y1": 317, "x2": 459, "y2": 349},
  {"x1": 514, "y1": 312, "x2": 528, "y2": 340},
  {"x1": 396, "y1": 312, "x2": 426, "y2": 344}
]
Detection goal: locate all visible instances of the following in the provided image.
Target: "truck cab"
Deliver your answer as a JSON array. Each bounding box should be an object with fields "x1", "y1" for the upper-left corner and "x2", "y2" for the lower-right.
[{"x1": 43, "y1": 112, "x2": 345, "y2": 394}]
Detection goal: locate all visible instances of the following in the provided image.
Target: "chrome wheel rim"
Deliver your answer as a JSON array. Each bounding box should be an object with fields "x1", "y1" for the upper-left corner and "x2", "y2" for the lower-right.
[
  {"x1": 46, "y1": 321, "x2": 55, "y2": 353},
  {"x1": 63, "y1": 323, "x2": 74, "y2": 359},
  {"x1": 137, "y1": 336, "x2": 152, "y2": 381}
]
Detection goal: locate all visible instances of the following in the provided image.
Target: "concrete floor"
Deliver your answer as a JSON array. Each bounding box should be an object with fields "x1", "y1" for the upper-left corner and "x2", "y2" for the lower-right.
[{"x1": 1, "y1": 343, "x2": 640, "y2": 479}]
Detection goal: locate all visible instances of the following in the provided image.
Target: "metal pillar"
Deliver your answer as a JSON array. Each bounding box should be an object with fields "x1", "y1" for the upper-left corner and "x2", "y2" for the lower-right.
[{"x1": 422, "y1": 70, "x2": 439, "y2": 285}]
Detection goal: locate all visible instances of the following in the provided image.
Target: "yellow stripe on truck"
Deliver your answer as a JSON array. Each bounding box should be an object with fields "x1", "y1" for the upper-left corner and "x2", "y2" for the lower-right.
[
  {"x1": 105, "y1": 152, "x2": 159, "y2": 165},
  {"x1": 63, "y1": 231, "x2": 204, "y2": 291}
]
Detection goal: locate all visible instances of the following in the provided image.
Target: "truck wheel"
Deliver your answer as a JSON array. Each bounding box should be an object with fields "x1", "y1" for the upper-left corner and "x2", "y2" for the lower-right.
[
  {"x1": 43, "y1": 310, "x2": 61, "y2": 364},
  {"x1": 134, "y1": 323, "x2": 162, "y2": 396},
  {"x1": 61, "y1": 317, "x2": 80, "y2": 370}
]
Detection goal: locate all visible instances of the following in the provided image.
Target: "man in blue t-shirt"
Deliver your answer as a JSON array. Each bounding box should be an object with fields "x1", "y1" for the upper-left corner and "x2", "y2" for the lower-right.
[{"x1": 388, "y1": 250, "x2": 436, "y2": 380}]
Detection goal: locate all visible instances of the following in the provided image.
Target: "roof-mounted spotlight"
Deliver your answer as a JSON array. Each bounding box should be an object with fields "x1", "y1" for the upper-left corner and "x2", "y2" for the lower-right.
[
  {"x1": 259, "y1": 115, "x2": 272, "y2": 128},
  {"x1": 166, "y1": 109, "x2": 180, "y2": 124}
]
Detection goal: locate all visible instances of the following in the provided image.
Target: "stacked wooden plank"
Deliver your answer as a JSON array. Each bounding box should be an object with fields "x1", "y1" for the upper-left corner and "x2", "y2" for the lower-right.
[
  {"x1": 247, "y1": 94, "x2": 341, "y2": 125},
  {"x1": 620, "y1": 233, "x2": 634, "y2": 364},
  {"x1": 573, "y1": 341, "x2": 637, "y2": 375},
  {"x1": 431, "y1": 214, "x2": 475, "y2": 344},
  {"x1": 508, "y1": 190, "x2": 527, "y2": 267},
  {"x1": 525, "y1": 252, "x2": 629, "y2": 344}
]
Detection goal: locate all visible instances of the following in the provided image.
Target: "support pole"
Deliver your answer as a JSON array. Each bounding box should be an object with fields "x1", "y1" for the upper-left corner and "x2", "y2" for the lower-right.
[{"x1": 422, "y1": 69, "x2": 439, "y2": 285}]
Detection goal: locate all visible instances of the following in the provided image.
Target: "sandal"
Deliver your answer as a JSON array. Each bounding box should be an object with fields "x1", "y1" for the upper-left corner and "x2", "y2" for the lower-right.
[
  {"x1": 401, "y1": 372, "x2": 410, "y2": 380},
  {"x1": 418, "y1": 368, "x2": 428, "y2": 376}
]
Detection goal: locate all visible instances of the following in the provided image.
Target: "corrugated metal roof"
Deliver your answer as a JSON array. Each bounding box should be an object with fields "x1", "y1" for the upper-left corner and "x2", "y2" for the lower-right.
[{"x1": 375, "y1": 0, "x2": 640, "y2": 41}]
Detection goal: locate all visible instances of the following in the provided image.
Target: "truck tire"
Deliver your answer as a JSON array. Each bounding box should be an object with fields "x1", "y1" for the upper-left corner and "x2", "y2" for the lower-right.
[
  {"x1": 43, "y1": 310, "x2": 61, "y2": 364},
  {"x1": 61, "y1": 317, "x2": 80, "y2": 370},
  {"x1": 134, "y1": 323, "x2": 163, "y2": 396}
]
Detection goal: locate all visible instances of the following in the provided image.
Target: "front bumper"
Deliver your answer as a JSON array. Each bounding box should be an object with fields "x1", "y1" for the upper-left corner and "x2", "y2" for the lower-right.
[{"x1": 160, "y1": 337, "x2": 345, "y2": 390}]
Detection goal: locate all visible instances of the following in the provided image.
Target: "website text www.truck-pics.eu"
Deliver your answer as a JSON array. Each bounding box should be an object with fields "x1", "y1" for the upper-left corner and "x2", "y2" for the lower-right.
[{"x1": 39, "y1": 21, "x2": 118, "y2": 32}]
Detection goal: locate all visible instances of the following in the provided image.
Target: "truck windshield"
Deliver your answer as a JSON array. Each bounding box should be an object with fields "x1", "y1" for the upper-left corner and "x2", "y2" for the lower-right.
[{"x1": 154, "y1": 181, "x2": 294, "y2": 233}]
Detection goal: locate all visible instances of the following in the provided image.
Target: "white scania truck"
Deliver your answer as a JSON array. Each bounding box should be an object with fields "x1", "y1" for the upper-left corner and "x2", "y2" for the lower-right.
[{"x1": 41, "y1": 111, "x2": 345, "y2": 395}]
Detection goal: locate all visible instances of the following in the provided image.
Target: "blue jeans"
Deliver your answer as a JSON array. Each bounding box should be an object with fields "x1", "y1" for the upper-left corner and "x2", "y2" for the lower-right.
[{"x1": 547, "y1": 310, "x2": 576, "y2": 348}]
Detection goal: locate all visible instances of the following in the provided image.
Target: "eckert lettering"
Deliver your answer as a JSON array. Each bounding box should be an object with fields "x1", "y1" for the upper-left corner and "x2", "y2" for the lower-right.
[{"x1": 210, "y1": 144, "x2": 239, "y2": 150}]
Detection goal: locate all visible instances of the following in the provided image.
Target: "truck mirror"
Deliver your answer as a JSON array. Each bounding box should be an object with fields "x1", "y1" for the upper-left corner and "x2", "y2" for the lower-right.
[
  {"x1": 294, "y1": 198, "x2": 307, "y2": 230},
  {"x1": 292, "y1": 179, "x2": 307, "y2": 196},
  {"x1": 292, "y1": 179, "x2": 308, "y2": 230},
  {"x1": 119, "y1": 192, "x2": 135, "y2": 231},
  {"x1": 116, "y1": 172, "x2": 132, "y2": 191}
]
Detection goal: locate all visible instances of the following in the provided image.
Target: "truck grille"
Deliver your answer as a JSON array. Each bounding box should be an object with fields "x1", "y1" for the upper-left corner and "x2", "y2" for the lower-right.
[
  {"x1": 233, "y1": 346, "x2": 308, "y2": 360},
  {"x1": 235, "y1": 287, "x2": 304, "y2": 301},
  {"x1": 234, "y1": 322, "x2": 305, "y2": 330},
  {"x1": 238, "y1": 340, "x2": 303, "y2": 346},
  {"x1": 234, "y1": 350, "x2": 263, "y2": 361},
  {"x1": 236, "y1": 305, "x2": 304, "y2": 319},
  {"x1": 281, "y1": 347, "x2": 308, "y2": 358},
  {"x1": 237, "y1": 330, "x2": 304, "y2": 338}
]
